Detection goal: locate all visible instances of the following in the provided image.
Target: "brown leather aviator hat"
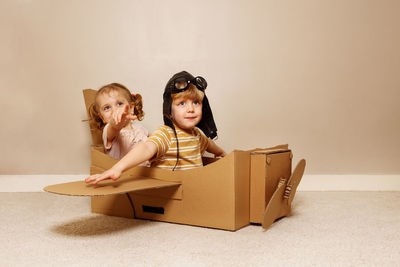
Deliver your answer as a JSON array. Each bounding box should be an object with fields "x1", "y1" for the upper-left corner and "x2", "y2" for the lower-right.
[{"x1": 162, "y1": 71, "x2": 218, "y2": 139}]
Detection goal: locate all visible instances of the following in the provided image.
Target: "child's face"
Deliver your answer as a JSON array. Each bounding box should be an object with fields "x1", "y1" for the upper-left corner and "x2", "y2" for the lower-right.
[
  {"x1": 97, "y1": 90, "x2": 134, "y2": 124},
  {"x1": 171, "y1": 96, "x2": 202, "y2": 131}
]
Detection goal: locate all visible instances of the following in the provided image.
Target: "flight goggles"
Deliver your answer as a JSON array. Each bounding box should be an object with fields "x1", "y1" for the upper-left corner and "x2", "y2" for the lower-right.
[{"x1": 171, "y1": 76, "x2": 207, "y2": 93}]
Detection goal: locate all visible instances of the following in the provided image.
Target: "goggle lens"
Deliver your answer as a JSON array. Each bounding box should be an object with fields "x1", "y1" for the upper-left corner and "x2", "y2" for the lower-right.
[
  {"x1": 174, "y1": 80, "x2": 188, "y2": 90},
  {"x1": 195, "y1": 77, "x2": 207, "y2": 90}
]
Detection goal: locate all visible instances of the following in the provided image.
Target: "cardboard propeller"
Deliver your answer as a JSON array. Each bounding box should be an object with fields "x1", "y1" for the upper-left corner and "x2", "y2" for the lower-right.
[{"x1": 261, "y1": 159, "x2": 306, "y2": 229}]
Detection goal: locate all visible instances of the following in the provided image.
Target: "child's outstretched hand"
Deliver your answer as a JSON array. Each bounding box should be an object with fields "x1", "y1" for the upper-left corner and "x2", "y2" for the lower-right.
[
  {"x1": 85, "y1": 167, "x2": 122, "y2": 185},
  {"x1": 110, "y1": 104, "x2": 137, "y2": 130}
]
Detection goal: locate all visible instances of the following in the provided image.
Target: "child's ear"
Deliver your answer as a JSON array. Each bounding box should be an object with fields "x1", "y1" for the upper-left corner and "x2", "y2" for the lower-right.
[{"x1": 97, "y1": 112, "x2": 106, "y2": 123}]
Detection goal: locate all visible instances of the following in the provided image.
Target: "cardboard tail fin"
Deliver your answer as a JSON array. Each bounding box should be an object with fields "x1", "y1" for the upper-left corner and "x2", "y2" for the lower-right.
[{"x1": 261, "y1": 159, "x2": 306, "y2": 230}]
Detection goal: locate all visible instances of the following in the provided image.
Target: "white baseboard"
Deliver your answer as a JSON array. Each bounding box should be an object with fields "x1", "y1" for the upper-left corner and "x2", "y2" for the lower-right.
[
  {"x1": 297, "y1": 174, "x2": 400, "y2": 191},
  {"x1": 0, "y1": 174, "x2": 399, "y2": 192}
]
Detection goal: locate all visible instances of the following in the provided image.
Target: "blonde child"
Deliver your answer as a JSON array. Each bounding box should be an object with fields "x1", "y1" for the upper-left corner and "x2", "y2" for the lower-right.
[
  {"x1": 86, "y1": 71, "x2": 226, "y2": 184},
  {"x1": 89, "y1": 83, "x2": 149, "y2": 163}
]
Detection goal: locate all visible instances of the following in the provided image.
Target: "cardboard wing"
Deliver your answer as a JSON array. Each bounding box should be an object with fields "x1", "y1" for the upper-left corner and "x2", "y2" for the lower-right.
[{"x1": 43, "y1": 176, "x2": 181, "y2": 197}]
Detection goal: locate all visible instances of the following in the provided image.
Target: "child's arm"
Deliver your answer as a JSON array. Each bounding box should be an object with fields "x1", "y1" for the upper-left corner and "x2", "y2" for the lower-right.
[
  {"x1": 206, "y1": 139, "x2": 227, "y2": 158},
  {"x1": 85, "y1": 141, "x2": 157, "y2": 184},
  {"x1": 106, "y1": 105, "x2": 137, "y2": 146}
]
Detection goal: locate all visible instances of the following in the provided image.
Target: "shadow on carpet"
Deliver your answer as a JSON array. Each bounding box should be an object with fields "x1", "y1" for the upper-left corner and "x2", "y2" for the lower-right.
[{"x1": 50, "y1": 215, "x2": 150, "y2": 237}]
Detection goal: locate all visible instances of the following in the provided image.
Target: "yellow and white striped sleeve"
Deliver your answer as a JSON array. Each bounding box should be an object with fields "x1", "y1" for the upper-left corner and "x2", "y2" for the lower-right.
[{"x1": 147, "y1": 126, "x2": 172, "y2": 159}]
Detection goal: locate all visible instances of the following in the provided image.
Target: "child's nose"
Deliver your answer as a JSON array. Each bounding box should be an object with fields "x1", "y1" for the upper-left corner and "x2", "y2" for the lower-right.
[{"x1": 187, "y1": 103, "x2": 194, "y2": 112}]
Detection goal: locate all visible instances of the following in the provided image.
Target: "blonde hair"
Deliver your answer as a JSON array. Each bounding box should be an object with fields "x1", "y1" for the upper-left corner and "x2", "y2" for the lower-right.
[
  {"x1": 171, "y1": 84, "x2": 205, "y2": 103},
  {"x1": 89, "y1": 83, "x2": 145, "y2": 130}
]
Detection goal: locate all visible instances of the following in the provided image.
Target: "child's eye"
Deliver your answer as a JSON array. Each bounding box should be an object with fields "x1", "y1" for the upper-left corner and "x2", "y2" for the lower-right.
[
  {"x1": 117, "y1": 102, "x2": 124, "y2": 106},
  {"x1": 193, "y1": 101, "x2": 200, "y2": 105},
  {"x1": 103, "y1": 106, "x2": 111, "y2": 111},
  {"x1": 178, "y1": 102, "x2": 185, "y2": 106}
]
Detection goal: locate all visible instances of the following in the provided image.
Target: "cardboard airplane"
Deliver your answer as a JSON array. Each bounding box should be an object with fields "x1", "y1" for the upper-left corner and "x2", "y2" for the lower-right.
[{"x1": 44, "y1": 90, "x2": 306, "y2": 231}]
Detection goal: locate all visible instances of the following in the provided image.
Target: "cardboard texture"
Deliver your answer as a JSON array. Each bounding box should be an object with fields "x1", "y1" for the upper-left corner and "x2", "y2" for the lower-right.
[{"x1": 44, "y1": 89, "x2": 306, "y2": 231}]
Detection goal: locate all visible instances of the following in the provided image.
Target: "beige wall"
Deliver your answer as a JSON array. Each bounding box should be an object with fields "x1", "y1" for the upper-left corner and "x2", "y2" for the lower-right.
[{"x1": 1, "y1": 0, "x2": 399, "y2": 174}]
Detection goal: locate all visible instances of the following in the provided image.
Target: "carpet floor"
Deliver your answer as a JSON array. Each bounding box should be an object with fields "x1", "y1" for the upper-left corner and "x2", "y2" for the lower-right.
[{"x1": 0, "y1": 192, "x2": 399, "y2": 266}]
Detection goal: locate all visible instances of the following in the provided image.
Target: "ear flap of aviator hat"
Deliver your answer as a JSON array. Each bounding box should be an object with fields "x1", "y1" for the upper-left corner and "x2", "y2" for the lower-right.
[
  {"x1": 163, "y1": 71, "x2": 218, "y2": 139},
  {"x1": 197, "y1": 95, "x2": 218, "y2": 139}
]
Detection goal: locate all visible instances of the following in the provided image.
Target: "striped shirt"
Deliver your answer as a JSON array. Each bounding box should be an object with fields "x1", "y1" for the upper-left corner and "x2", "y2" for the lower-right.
[{"x1": 148, "y1": 125, "x2": 210, "y2": 170}]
